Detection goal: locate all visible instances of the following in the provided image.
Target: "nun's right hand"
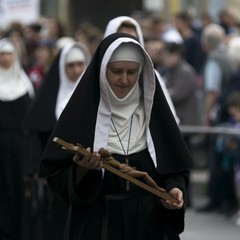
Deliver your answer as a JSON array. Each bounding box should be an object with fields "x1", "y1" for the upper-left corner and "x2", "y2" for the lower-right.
[{"x1": 73, "y1": 147, "x2": 103, "y2": 170}]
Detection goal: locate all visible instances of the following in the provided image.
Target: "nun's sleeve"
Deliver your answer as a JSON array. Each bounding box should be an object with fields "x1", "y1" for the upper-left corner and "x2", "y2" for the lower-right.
[{"x1": 47, "y1": 164, "x2": 103, "y2": 207}]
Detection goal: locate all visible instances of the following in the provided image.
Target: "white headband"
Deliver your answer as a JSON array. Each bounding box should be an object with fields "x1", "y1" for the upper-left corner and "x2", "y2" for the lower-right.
[
  {"x1": 109, "y1": 43, "x2": 144, "y2": 70},
  {"x1": 0, "y1": 42, "x2": 15, "y2": 53},
  {"x1": 65, "y1": 47, "x2": 86, "y2": 64}
]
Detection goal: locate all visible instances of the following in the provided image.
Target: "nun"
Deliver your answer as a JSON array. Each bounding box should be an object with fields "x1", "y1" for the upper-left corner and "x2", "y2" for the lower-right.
[
  {"x1": 24, "y1": 41, "x2": 91, "y2": 240},
  {"x1": 104, "y1": 16, "x2": 179, "y2": 124},
  {"x1": 0, "y1": 38, "x2": 34, "y2": 240},
  {"x1": 38, "y1": 33, "x2": 192, "y2": 240},
  {"x1": 25, "y1": 41, "x2": 91, "y2": 147},
  {"x1": 104, "y1": 16, "x2": 145, "y2": 46}
]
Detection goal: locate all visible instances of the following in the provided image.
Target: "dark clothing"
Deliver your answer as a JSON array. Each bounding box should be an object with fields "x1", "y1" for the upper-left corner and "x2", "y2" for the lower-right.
[
  {"x1": 182, "y1": 33, "x2": 205, "y2": 75},
  {"x1": 49, "y1": 149, "x2": 188, "y2": 240},
  {"x1": 214, "y1": 122, "x2": 240, "y2": 211},
  {"x1": 165, "y1": 60, "x2": 199, "y2": 126},
  {"x1": 25, "y1": 54, "x2": 60, "y2": 133},
  {"x1": 0, "y1": 94, "x2": 31, "y2": 240},
  {"x1": 39, "y1": 33, "x2": 193, "y2": 240},
  {"x1": 218, "y1": 70, "x2": 240, "y2": 123},
  {"x1": 23, "y1": 49, "x2": 71, "y2": 240}
]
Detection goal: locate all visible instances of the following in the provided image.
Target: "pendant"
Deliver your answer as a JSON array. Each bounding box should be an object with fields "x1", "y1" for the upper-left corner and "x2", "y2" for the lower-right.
[{"x1": 125, "y1": 157, "x2": 130, "y2": 191}]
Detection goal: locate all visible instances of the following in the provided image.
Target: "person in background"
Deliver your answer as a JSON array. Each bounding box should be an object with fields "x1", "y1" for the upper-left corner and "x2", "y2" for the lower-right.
[
  {"x1": 226, "y1": 92, "x2": 240, "y2": 226},
  {"x1": 174, "y1": 11, "x2": 205, "y2": 76},
  {"x1": 24, "y1": 41, "x2": 91, "y2": 240},
  {"x1": 104, "y1": 15, "x2": 179, "y2": 124},
  {"x1": 144, "y1": 35, "x2": 166, "y2": 76},
  {"x1": 218, "y1": 36, "x2": 240, "y2": 123},
  {"x1": 197, "y1": 23, "x2": 233, "y2": 212},
  {"x1": 204, "y1": 36, "x2": 240, "y2": 218},
  {"x1": 4, "y1": 21, "x2": 29, "y2": 69},
  {"x1": 161, "y1": 42, "x2": 199, "y2": 128},
  {"x1": 27, "y1": 40, "x2": 56, "y2": 92},
  {"x1": 23, "y1": 23, "x2": 43, "y2": 70},
  {"x1": 214, "y1": 91, "x2": 240, "y2": 221},
  {"x1": 104, "y1": 16, "x2": 145, "y2": 45},
  {"x1": 218, "y1": 6, "x2": 239, "y2": 38},
  {"x1": 38, "y1": 32, "x2": 192, "y2": 240},
  {"x1": 41, "y1": 16, "x2": 66, "y2": 46},
  {"x1": 74, "y1": 22, "x2": 103, "y2": 56},
  {"x1": 201, "y1": 23, "x2": 233, "y2": 126},
  {"x1": 161, "y1": 41, "x2": 199, "y2": 207},
  {"x1": 0, "y1": 38, "x2": 34, "y2": 240},
  {"x1": 55, "y1": 36, "x2": 75, "y2": 51},
  {"x1": 148, "y1": 14, "x2": 183, "y2": 46}
]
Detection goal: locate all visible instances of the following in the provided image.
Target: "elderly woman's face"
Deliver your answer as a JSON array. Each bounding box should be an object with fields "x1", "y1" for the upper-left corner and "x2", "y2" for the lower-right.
[
  {"x1": 0, "y1": 52, "x2": 14, "y2": 69},
  {"x1": 106, "y1": 61, "x2": 140, "y2": 99}
]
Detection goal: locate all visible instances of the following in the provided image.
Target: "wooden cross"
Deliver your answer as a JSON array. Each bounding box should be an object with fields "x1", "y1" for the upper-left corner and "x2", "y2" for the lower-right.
[{"x1": 53, "y1": 137, "x2": 178, "y2": 204}]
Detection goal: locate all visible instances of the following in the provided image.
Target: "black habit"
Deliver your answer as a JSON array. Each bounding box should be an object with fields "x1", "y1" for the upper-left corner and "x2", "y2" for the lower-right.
[
  {"x1": 24, "y1": 42, "x2": 91, "y2": 240},
  {"x1": 39, "y1": 33, "x2": 193, "y2": 240}
]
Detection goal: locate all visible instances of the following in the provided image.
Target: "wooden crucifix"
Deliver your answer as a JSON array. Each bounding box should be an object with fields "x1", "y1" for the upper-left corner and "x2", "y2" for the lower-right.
[{"x1": 53, "y1": 137, "x2": 178, "y2": 204}]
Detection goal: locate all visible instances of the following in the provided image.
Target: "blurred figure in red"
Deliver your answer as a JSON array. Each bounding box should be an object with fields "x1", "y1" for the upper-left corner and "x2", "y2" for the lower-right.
[{"x1": 27, "y1": 40, "x2": 56, "y2": 92}]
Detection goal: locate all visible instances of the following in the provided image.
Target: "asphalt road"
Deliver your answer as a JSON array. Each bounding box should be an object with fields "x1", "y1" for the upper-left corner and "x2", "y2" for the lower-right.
[
  {"x1": 181, "y1": 208, "x2": 240, "y2": 240},
  {"x1": 180, "y1": 169, "x2": 240, "y2": 240}
]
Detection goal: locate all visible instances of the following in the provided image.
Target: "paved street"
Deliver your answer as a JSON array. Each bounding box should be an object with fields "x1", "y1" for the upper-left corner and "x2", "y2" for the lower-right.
[
  {"x1": 181, "y1": 208, "x2": 240, "y2": 240},
  {"x1": 180, "y1": 170, "x2": 240, "y2": 240}
]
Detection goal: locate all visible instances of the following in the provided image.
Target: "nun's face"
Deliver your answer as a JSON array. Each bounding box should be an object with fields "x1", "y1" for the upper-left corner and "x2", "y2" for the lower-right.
[
  {"x1": 65, "y1": 61, "x2": 85, "y2": 82},
  {"x1": 0, "y1": 52, "x2": 14, "y2": 69},
  {"x1": 106, "y1": 61, "x2": 140, "y2": 99}
]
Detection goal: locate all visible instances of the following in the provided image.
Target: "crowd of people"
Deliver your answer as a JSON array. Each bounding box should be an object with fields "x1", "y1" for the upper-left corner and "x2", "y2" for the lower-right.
[{"x1": 1, "y1": 5, "x2": 240, "y2": 240}]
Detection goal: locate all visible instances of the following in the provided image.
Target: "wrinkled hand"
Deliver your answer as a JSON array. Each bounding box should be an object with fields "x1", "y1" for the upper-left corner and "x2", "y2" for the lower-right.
[
  {"x1": 73, "y1": 147, "x2": 103, "y2": 170},
  {"x1": 160, "y1": 188, "x2": 183, "y2": 209}
]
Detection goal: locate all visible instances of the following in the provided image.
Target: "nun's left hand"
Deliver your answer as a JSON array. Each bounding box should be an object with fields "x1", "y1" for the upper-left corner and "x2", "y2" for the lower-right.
[{"x1": 160, "y1": 188, "x2": 184, "y2": 210}]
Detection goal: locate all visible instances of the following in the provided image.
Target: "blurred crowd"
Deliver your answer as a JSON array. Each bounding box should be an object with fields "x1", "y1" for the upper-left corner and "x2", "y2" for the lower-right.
[{"x1": 1, "y1": 4, "x2": 240, "y2": 240}]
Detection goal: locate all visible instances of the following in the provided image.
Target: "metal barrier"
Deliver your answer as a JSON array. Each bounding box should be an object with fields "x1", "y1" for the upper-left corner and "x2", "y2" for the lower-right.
[
  {"x1": 179, "y1": 125, "x2": 240, "y2": 135},
  {"x1": 179, "y1": 125, "x2": 240, "y2": 169}
]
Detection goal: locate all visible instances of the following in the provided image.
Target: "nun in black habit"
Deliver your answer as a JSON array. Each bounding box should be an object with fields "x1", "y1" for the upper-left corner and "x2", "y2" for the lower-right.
[
  {"x1": 25, "y1": 41, "x2": 91, "y2": 148},
  {"x1": 39, "y1": 33, "x2": 193, "y2": 240},
  {"x1": 24, "y1": 41, "x2": 91, "y2": 240},
  {"x1": 0, "y1": 38, "x2": 34, "y2": 240}
]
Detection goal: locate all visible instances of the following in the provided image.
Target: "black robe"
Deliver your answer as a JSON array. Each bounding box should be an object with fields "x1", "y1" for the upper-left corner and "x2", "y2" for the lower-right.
[
  {"x1": 23, "y1": 48, "x2": 71, "y2": 240},
  {"x1": 39, "y1": 33, "x2": 193, "y2": 240},
  {"x1": 0, "y1": 93, "x2": 31, "y2": 240}
]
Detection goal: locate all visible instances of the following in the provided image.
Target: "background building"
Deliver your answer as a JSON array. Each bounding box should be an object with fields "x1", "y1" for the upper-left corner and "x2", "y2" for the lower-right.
[
  {"x1": 40, "y1": 0, "x2": 240, "y2": 34},
  {"x1": 1, "y1": 0, "x2": 240, "y2": 35}
]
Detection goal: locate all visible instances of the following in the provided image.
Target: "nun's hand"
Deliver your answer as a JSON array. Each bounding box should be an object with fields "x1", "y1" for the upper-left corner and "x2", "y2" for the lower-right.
[
  {"x1": 160, "y1": 188, "x2": 184, "y2": 210},
  {"x1": 73, "y1": 147, "x2": 103, "y2": 170}
]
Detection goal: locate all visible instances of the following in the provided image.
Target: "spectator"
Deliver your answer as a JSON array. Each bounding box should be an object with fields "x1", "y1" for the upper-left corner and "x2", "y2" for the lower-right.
[
  {"x1": 174, "y1": 11, "x2": 205, "y2": 75},
  {"x1": 23, "y1": 22, "x2": 43, "y2": 69},
  {"x1": 27, "y1": 40, "x2": 56, "y2": 92},
  {"x1": 74, "y1": 22, "x2": 103, "y2": 56},
  {"x1": 161, "y1": 42, "x2": 199, "y2": 127},
  {"x1": 218, "y1": 6, "x2": 239, "y2": 37},
  {"x1": 161, "y1": 41, "x2": 199, "y2": 207},
  {"x1": 218, "y1": 36, "x2": 240, "y2": 123},
  {"x1": 214, "y1": 91, "x2": 240, "y2": 219},
  {"x1": 197, "y1": 23, "x2": 233, "y2": 212},
  {"x1": 201, "y1": 23, "x2": 232, "y2": 126}
]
